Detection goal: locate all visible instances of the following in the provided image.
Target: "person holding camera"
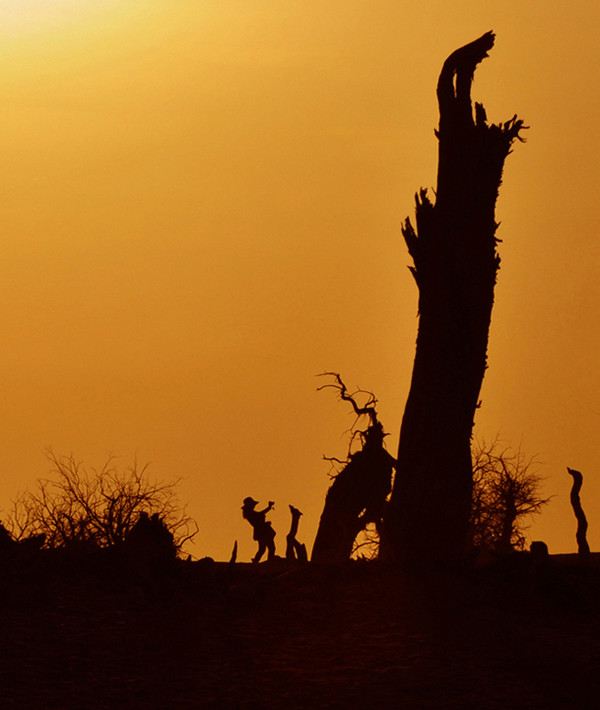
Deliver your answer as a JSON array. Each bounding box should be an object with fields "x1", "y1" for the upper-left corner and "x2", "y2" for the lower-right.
[{"x1": 241, "y1": 497, "x2": 276, "y2": 562}]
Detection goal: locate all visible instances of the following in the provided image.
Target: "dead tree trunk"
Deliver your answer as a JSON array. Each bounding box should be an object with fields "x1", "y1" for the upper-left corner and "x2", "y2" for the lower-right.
[
  {"x1": 566, "y1": 467, "x2": 590, "y2": 564},
  {"x1": 286, "y1": 505, "x2": 308, "y2": 562},
  {"x1": 311, "y1": 374, "x2": 395, "y2": 564},
  {"x1": 381, "y1": 33, "x2": 524, "y2": 563}
]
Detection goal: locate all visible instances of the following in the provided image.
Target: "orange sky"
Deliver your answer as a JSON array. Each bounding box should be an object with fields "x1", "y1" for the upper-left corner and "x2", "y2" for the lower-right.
[{"x1": 1, "y1": 0, "x2": 599, "y2": 560}]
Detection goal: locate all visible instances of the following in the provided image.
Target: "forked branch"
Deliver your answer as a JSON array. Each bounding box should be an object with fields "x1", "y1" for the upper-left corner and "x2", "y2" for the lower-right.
[{"x1": 317, "y1": 372, "x2": 379, "y2": 429}]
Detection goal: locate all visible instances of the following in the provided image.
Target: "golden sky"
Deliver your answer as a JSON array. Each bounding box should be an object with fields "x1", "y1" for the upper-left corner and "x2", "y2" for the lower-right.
[{"x1": 1, "y1": 0, "x2": 599, "y2": 560}]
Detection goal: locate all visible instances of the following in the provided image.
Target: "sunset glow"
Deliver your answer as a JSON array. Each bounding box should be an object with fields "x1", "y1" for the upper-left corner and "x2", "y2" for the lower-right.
[{"x1": 1, "y1": 1, "x2": 600, "y2": 560}]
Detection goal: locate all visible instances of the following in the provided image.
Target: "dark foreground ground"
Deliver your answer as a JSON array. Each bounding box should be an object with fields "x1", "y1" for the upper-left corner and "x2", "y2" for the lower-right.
[{"x1": 1, "y1": 550, "x2": 599, "y2": 709}]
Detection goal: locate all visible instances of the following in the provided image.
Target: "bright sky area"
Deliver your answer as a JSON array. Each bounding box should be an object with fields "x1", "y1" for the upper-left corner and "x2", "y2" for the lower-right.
[{"x1": 1, "y1": 0, "x2": 599, "y2": 560}]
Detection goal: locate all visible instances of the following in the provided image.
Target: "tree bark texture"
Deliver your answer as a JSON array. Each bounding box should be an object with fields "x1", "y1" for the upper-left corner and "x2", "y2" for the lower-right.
[
  {"x1": 566, "y1": 467, "x2": 590, "y2": 564},
  {"x1": 381, "y1": 33, "x2": 524, "y2": 562}
]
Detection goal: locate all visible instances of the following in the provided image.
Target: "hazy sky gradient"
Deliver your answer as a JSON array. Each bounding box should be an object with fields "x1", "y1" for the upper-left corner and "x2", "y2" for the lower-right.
[{"x1": 1, "y1": 0, "x2": 599, "y2": 559}]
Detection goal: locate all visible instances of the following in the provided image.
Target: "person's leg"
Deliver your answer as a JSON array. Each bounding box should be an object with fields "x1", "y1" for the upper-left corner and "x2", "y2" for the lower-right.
[
  {"x1": 253, "y1": 541, "x2": 266, "y2": 563},
  {"x1": 266, "y1": 538, "x2": 276, "y2": 560}
]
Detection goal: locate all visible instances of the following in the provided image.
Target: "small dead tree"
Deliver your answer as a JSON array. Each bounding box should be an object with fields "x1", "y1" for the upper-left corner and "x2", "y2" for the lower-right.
[
  {"x1": 566, "y1": 467, "x2": 590, "y2": 564},
  {"x1": 286, "y1": 505, "x2": 307, "y2": 562},
  {"x1": 468, "y1": 438, "x2": 550, "y2": 555},
  {"x1": 4, "y1": 450, "x2": 198, "y2": 554},
  {"x1": 311, "y1": 373, "x2": 395, "y2": 564}
]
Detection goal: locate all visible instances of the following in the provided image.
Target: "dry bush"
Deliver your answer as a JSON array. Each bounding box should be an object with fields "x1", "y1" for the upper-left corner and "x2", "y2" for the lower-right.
[
  {"x1": 4, "y1": 450, "x2": 197, "y2": 553},
  {"x1": 469, "y1": 437, "x2": 551, "y2": 555}
]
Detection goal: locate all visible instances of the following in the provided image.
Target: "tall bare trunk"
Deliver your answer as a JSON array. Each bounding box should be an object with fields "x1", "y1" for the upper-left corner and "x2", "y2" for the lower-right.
[{"x1": 381, "y1": 33, "x2": 524, "y2": 563}]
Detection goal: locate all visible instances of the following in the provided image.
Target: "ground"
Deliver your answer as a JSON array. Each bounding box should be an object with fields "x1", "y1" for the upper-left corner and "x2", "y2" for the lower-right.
[{"x1": 1, "y1": 552, "x2": 599, "y2": 709}]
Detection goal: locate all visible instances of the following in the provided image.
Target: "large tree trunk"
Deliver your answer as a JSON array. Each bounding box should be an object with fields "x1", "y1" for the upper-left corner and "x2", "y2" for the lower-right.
[{"x1": 381, "y1": 33, "x2": 524, "y2": 563}]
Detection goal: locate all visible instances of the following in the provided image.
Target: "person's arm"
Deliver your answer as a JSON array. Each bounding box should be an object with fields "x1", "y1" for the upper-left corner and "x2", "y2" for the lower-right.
[{"x1": 258, "y1": 501, "x2": 274, "y2": 515}]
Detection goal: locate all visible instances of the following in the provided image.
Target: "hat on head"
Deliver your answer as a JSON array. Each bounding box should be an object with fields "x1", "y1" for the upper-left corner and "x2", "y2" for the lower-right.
[{"x1": 242, "y1": 497, "x2": 258, "y2": 509}]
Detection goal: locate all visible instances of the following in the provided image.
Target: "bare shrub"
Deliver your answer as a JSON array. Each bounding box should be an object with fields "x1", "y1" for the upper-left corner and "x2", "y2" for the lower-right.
[
  {"x1": 469, "y1": 438, "x2": 551, "y2": 555},
  {"x1": 4, "y1": 450, "x2": 197, "y2": 553}
]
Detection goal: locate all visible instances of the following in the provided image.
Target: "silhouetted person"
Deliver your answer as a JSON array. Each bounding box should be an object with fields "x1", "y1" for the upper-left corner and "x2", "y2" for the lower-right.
[{"x1": 241, "y1": 497, "x2": 276, "y2": 562}]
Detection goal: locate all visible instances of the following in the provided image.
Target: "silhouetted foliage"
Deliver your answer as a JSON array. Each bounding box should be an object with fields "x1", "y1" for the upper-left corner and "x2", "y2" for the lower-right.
[
  {"x1": 468, "y1": 438, "x2": 550, "y2": 555},
  {"x1": 312, "y1": 373, "x2": 395, "y2": 563},
  {"x1": 125, "y1": 510, "x2": 176, "y2": 559},
  {"x1": 4, "y1": 450, "x2": 197, "y2": 553},
  {"x1": 381, "y1": 33, "x2": 525, "y2": 562},
  {"x1": 566, "y1": 467, "x2": 590, "y2": 564},
  {"x1": 122, "y1": 510, "x2": 178, "y2": 599}
]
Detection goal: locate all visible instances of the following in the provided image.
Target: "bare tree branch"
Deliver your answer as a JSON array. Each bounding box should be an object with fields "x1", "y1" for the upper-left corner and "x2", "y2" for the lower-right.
[{"x1": 317, "y1": 372, "x2": 379, "y2": 428}]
